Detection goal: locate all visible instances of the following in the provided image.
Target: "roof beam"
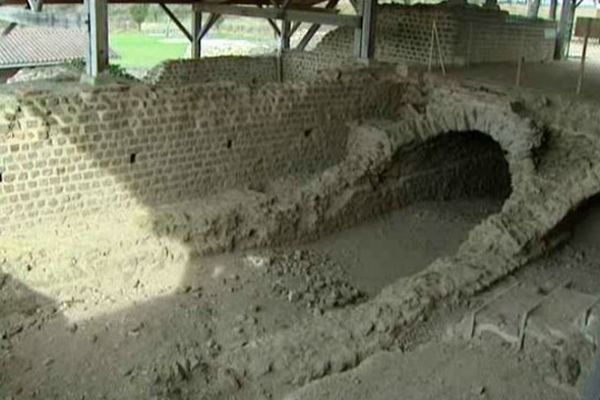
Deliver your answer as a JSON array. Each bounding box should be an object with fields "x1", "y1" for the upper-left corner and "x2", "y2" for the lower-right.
[
  {"x1": 296, "y1": 0, "x2": 338, "y2": 50},
  {"x1": 159, "y1": 3, "x2": 192, "y2": 41},
  {"x1": 192, "y1": 3, "x2": 360, "y2": 28},
  {"x1": 26, "y1": 0, "x2": 42, "y2": 11},
  {"x1": 0, "y1": 6, "x2": 86, "y2": 28},
  {"x1": 198, "y1": 12, "x2": 220, "y2": 40},
  {"x1": 2, "y1": 0, "x2": 327, "y2": 5},
  {"x1": 257, "y1": 3, "x2": 280, "y2": 36},
  {"x1": 85, "y1": 0, "x2": 108, "y2": 77}
]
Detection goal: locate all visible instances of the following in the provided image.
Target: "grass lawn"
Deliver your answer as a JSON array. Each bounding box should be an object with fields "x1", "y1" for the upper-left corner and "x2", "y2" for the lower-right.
[{"x1": 110, "y1": 32, "x2": 188, "y2": 68}]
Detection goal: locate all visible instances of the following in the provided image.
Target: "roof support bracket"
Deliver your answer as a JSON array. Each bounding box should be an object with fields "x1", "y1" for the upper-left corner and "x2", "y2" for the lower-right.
[
  {"x1": 193, "y1": 3, "x2": 360, "y2": 28},
  {"x1": 296, "y1": 0, "x2": 339, "y2": 50},
  {"x1": 198, "y1": 12, "x2": 220, "y2": 41},
  {"x1": 159, "y1": 2, "x2": 192, "y2": 42}
]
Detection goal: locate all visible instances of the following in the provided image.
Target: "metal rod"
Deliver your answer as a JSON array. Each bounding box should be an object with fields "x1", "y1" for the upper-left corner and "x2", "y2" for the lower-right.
[
  {"x1": 433, "y1": 20, "x2": 446, "y2": 75},
  {"x1": 577, "y1": 18, "x2": 591, "y2": 95},
  {"x1": 193, "y1": 3, "x2": 360, "y2": 28},
  {"x1": 466, "y1": 22, "x2": 473, "y2": 67},
  {"x1": 515, "y1": 31, "x2": 524, "y2": 87},
  {"x1": 428, "y1": 18, "x2": 435, "y2": 72}
]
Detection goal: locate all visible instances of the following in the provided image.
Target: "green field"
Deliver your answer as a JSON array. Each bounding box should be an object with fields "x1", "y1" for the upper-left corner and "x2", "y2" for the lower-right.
[{"x1": 110, "y1": 32, "x2": 188, "y2": 68}]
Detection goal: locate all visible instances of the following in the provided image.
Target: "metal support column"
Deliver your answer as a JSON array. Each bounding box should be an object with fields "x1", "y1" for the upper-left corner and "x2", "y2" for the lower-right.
[
  {"x1": 353, "y1": 0, "x2": 376, "y2": 61},
  {"x1": 192, "y1": 8, "x2": 201, "y2": 58},
  {"x1": 280, "y1": 20, "x2": 291, "y2": 50},
  {"x1": 555, "y1": 0, "x2": 571, "y2": 59},
  {"x1": 85, "y1": 0, "x2": 108, "y2": 77}
]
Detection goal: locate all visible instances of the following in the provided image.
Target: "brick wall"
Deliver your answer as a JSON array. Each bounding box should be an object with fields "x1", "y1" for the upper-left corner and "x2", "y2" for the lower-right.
[
  {"x1": 0, "y1": 70, "x2": 405, "y2": 230},
  {"x1": 282, "y1": 50, "x2": 356, "y2": 82},
  {"x1": 146, "y1": 55, "x2": 278, "y2": 85},
  {"x1": 148, "y1": 52, "x2": 356, "y2": 85},
  {"x1": 315, "y1": 4, "x2": 556, "y2": 66},
  {"x1": 455, "y1": 10, "x2": 556, "y2": 64},
  {"x1": 144, "y1": 4, "x2": 556, "y2": 87}
]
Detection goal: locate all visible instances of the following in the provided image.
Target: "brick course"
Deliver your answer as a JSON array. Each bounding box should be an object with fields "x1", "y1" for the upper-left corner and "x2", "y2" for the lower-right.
[
  {"x1": 0, "y1": 70, "x2": 405, "y2": 231},
  {"x1": 316, "y1": 4, "x2": 556, "y2": 65},
  {"x1": 146, "y1": 55, "x2": 278, "y2": 85}
]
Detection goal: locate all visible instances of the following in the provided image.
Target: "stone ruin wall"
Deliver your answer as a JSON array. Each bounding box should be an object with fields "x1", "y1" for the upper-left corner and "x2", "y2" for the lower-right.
[
  {"x1": 145, "y1": 55, "x2": 278, "y2": 86},
  {"x1": 282, "y1": 50, "x2": 355, "y2": 82},
  {"x1": 455, "y1": 8, "x2": 556, "y2": 64},
  {"x1": 0, "y1": 71, "x2": 405, "y2": 232},
  {"x1": 315, "y1": 4, "x2": 556, "y2": 65},
  {"x1": 147, "y1": 51, "x2": 354, "y2": 86},
  {"x1": 146, "y1": 4, "x2": 556, "y2": 87}
]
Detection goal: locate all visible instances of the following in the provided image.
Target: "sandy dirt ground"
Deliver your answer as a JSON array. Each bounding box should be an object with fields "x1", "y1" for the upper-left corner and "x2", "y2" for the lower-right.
[
  {"x1": 3, "y1": 191, "x2": 598, "y2": 400},
  {"x1": 285, "y1": 196, "x2": 600, "y2": 400},
  {"x1": 448, "y1": 40, "x2": 600, "y2": 103},
  {"x1": 0, "y1": 198, "x2": 500, "y2": 399},
  {"x1": 286, "y1": 338, "x2": 576, "y2": 400}
]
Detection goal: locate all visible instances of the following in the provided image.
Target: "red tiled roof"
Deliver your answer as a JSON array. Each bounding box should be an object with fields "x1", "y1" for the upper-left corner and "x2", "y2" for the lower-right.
[{"x1": 0, "y1": 27, "x2": 89, "y2": 68}]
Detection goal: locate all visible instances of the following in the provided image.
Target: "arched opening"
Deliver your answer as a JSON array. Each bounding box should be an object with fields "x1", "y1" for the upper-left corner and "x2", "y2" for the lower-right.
[
  {"x1": 307, "y1": 130, "x2": 512, "y2": 295},
  {"x1": 382, "y1": 130, "x2": 511, "y2": 202}
]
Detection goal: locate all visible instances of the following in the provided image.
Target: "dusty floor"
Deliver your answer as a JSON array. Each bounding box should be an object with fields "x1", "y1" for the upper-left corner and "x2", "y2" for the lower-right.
[
  {"x1": 0, "y1": 198, "x2": 501, "y2": 399},
  {"x1": 448, "y1": 40, "x2": 600, "y2": 103},
  {"x1": 286, "y1": 195, "x2": 600, "y2": 400},
  {"x1": 3, "y1": 190, "x2": 599, "y2": 400}
]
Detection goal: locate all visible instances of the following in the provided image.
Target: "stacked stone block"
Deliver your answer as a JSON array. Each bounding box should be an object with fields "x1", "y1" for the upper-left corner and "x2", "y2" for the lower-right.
[
  {"x1": 282, "y1": 50, "x2": 356, "y2": 82},
  {"x1": 456, "y1": 10, "x2": 556, "y2": 64},
  {"x1": 315, "y1": 4, "x2": 556, "y2": 66},
  {"x1": 148, "y1": 52, "x2": 356, "y2": 85},
  {"x1": 0, "y1": 71, "x2": 405, "y2": 231},
  {"x1": 146, "y1": 55, "x2": 278, "y2": 85}
]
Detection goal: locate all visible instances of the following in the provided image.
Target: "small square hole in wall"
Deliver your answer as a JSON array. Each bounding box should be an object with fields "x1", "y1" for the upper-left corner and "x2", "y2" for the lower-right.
[
  {"x1": 130, "y1": 153, "x2": 137, "y2": 164},
  {"x1": 304, "y1": 128, "x2": 313, "y2": 138},
  {"x1": 0, "y1": 171, "x2": 3, "y2": 183},
  {"x1": 226, "y1": 139, "x2": 233, "y2": 149}
]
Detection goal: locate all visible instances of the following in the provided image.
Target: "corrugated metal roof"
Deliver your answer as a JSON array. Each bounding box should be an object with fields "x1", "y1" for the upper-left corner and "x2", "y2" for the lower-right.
[{"x1": 0, "y1": 26, "x2": 87, "y2": 68}]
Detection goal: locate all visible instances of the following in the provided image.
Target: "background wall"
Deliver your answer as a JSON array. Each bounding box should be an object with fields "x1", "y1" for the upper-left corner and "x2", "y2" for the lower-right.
[
  {"x1": 315, "y1": 4, "x2": 556, "y2": 65},
  {"x1": 0, "y1": 70, "x2": 405, "y2": 231},
  {"x1": 145, "y1": 4, "x2": 556, "y2": 86},
  {"x1": 147, "y1": 51, "x2": 356, "y2": 85},
  {"x1": 145, "y1": 55, "x2": 278, "y2": 85}
]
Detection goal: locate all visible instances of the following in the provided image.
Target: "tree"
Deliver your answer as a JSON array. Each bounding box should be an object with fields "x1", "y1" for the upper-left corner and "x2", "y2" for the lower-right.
[
  {"x1": 527, "y1": 0, "x2": 541, "y2": 18},
  {"x1": 129, "y1": 4, "x2": 150, "y2": 31}
]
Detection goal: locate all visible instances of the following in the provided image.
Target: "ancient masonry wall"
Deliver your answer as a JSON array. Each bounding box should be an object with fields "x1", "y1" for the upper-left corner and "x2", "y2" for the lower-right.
[
  {"x1": 147, "y1": 52, "x2": 355, "y2": 85},
  {"x1": 282, "y1": 50, "x2": 355, "y2": 82},
  {"x1": 145, "y1": 5, "x2": 554, "y2": 86},
  {"x1": 456, "y1": 8, "x2": 556, "y2": 64},
  {"x1": 315, "y1": 4, "x2": 556, "y2": 65},
  {"x1": 145, "y1": 55, "x2": 278, "y2": 85},
  {"x1": 0, "y1": 71, "x2": 405, "y2": 231}
]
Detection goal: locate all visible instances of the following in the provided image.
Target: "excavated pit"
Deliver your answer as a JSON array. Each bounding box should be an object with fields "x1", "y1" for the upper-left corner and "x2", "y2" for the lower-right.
[
  {"x1": 3, "y1": 67, "x2": 600, "y2": 399},
  {"x1": 302, "y1": 130, "x2": 512, "y2": 295}
]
